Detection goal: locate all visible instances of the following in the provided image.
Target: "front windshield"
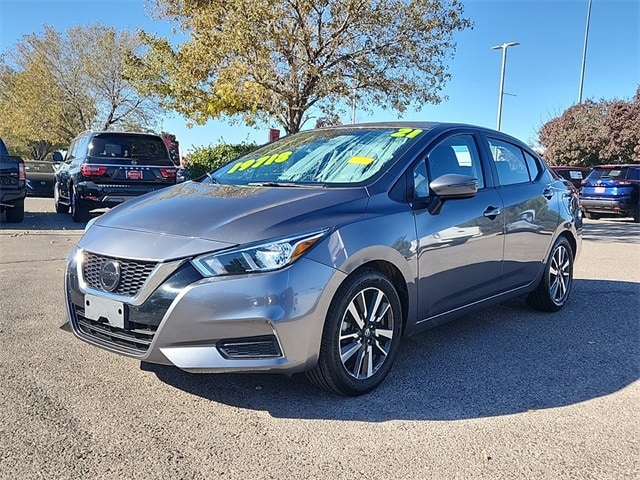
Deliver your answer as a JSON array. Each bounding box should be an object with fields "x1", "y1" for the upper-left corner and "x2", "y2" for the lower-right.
[{"x1": 213, "y1": 127, "x2": 425, "y2": 186}]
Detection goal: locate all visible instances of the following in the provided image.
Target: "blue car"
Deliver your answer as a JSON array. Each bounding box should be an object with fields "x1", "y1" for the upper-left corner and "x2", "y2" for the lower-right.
[{"x1": 580, "y1": 165, "x2": 640, "y2": 222}]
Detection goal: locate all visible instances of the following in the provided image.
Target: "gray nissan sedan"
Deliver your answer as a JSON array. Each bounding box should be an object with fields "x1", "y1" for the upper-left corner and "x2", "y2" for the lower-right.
[{"x1": 64, "y1": 123, "x2": 582, "y2": 395}]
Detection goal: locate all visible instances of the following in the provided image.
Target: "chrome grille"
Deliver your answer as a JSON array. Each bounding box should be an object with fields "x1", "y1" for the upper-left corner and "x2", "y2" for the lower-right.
[{"x1": 82, "y1": 252, "x2": 156, "y2": 297}]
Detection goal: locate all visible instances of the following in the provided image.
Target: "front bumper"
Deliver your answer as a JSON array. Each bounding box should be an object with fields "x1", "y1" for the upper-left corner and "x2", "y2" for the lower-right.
[{"x1": 65, "y1": 247, "x2": 343, "y2": 375}]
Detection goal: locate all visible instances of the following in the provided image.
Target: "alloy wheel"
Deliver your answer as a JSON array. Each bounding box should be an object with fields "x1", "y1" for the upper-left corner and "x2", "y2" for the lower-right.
[{"x1": 339, "y1": 287, "x2": 395, "y2": 380}]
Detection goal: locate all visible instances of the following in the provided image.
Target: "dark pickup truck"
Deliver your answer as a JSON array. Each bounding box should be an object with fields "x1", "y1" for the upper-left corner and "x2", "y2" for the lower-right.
[{"x1": 0, "y1": 137, "x2": 26, "y2": 223}]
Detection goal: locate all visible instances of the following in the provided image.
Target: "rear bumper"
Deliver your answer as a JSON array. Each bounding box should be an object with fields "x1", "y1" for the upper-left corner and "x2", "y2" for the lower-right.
[
  {"x1": 580, "y1": 197, "x2": 636, "y2": 216},
  {"x1": 0, "y1": 188, "x2": 26, "y2": 206},
  {"x1": 76, "y1": 181, "x2": 173, "y2": 209}
]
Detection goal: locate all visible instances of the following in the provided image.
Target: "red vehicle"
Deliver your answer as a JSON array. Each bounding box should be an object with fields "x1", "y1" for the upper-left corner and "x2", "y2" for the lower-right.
[{"x1": 550, "y1": 166, "x2": 591, "y2": 190}]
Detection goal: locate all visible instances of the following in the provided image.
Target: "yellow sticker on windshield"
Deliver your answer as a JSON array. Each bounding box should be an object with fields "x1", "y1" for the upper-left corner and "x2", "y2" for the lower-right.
[
  {"x1": 227, "y1": 151, "x2": 292, "y2": 174},
  {"x1": 348, "y1": 156, "x2": 374, "y2": 165},
  {"x1": 390, "y1": 128, "x2": 423, "y2": 139}
]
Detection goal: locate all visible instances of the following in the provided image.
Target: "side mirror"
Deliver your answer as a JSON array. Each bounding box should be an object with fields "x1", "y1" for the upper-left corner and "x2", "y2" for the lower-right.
[
  {"x1": 429, "y1": 174, "x2": 478, "y2": 199},
  {"x1": 426, "y1": 174, "x2": 478, "y2": 215},
  {"x1": 52, "y1": 151, "x2": 64, "y2": 163}
]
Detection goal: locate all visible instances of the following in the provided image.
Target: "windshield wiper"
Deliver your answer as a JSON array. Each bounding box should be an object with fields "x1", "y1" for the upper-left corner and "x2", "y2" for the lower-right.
[
  {"x1": 205, "y1": 172, "x2": 218, "y2": 184},
  {"x1": 247, "y1": 181, "x2": 301, "y2": 187}
]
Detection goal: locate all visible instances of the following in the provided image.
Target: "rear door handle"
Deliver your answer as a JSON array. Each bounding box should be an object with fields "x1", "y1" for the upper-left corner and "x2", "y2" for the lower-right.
[{"x1": 483, "y1": 206, "x2": 502, "y2": 218}]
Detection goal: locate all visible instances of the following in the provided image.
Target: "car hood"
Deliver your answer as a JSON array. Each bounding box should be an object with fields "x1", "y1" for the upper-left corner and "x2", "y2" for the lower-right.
[{"x1": 79, "y1": 182, "x2": 369, "y2": 261}]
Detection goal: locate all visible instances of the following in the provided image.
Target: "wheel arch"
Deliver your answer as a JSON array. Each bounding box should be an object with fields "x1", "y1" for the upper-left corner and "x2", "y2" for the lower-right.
[{"x1": 340, "y1": 260, "x2": 410, "y2": 337}]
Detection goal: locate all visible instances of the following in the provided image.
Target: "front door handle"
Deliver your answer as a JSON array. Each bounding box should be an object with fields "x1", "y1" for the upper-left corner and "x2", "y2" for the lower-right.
[{"x1": 483, "y1": 206, "x2": 502, "y2": 218}]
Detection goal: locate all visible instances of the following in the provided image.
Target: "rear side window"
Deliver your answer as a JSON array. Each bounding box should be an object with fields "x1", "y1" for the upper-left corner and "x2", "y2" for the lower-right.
[
  {"x1": 487, "y1": 138, "x2": 535, "y2": 186},
  {"x1": 628, "y1": 168, "x2": 640, "y2": 180}
]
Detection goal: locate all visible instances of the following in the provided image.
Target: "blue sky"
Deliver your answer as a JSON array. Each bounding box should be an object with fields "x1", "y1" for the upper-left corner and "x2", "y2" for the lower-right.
[{"x1": 1, "y1": 0, "x2": 638, "y2": 153}]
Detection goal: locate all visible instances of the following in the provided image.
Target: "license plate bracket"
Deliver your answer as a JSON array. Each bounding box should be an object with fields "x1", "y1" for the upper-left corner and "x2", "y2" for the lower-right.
[
  {"x1": 126, "y1": 170, "x2": 142, "y2": 180},
  {"x1": 594, "y1": 186, "x2": 605, "y2": 194},
  {"x1": 84, "y1": 294, "x2": 125, "y2": 329}
]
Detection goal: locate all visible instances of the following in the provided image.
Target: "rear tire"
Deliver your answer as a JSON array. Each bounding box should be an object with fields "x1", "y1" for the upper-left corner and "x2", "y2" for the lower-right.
[
  {"x1": 633, "y1": 204, "x2": 639, "y2": 223},
  {"x1": 54, "y1": 182, "x2": 69, "y2": 214},
  {"x1": 5, "y1": 199, "x2": 24, "y2": 223},
  {"x1": 70, "y1": 185, "x2": 89, "y2": 223},
  {"x1": 526, "y1": 237, "x2": 574, "y2": 312},
  {"x1": 306, "y1": 270, "x2": 403, "y2": 396},
  {"x1": 584, "y1": 211, "x2": 600, "y2": 220}
]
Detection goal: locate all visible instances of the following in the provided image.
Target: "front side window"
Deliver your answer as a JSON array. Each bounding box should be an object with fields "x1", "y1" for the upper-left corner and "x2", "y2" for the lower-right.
[
  {"x1": 488, "y1": 138, "x2": 531, "y2": 186},
  {"x1": 214, "y1": 127, "x2": 425, "y2": 186},
  {"x1": 412, "y1": 135, "x2": 484, "y2": 195}
]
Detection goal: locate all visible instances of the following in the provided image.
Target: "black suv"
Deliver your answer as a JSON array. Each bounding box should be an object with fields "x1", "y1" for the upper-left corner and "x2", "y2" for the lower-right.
[
  {"x1": 580, "y1": 164, "x2": 640, "y2": 222},
  {"x1": 0, "y1": 136, "x2": 26, "y2": 223},
  {"x1": 53, "y1": 131, "x2": 177, "y2": 222}
]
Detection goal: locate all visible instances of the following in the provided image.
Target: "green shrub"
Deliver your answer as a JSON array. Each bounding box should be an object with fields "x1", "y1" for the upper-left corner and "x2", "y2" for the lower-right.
[{"x1": 185, "y1": 143, "x2": 258, "y2": 179}]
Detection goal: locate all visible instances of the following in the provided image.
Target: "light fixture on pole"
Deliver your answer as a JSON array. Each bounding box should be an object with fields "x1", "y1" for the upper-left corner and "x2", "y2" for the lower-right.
[{"x1": 491, "y1": 41, "x2": 519, "y2": 131}]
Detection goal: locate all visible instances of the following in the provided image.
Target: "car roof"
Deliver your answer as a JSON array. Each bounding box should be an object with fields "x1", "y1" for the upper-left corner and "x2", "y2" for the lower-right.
[
  {"x1": 591, "y1": 164, "x2": 639, "y2": 170},
  {"x1": 314, "y1": 121, "x2": 533, "y2": 148}
]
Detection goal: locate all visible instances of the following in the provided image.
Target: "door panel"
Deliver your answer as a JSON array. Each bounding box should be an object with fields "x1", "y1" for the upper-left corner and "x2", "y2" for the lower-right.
[
  {"x1": 415, "y1": 189, "x2": 504, "y2": 320},
  {"x1": 413, "y1": 133, "x2": 504, "y2": 321}
]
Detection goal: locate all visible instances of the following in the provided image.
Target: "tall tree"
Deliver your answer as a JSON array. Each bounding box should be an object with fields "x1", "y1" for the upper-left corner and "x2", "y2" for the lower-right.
[
  {"x1": 0, "y1": 24, "x2": 164, "y2": 159},
  {"x1": 602, "y1": 86, "x2": 640, "y2": 163},
  {"x1": 538, "y1": 89, "x2": 640, "y2": 166},
  {"x1": 130, "y1": 0, "x2": 472, "y2": 134},
  {"x1": 538, "y1": 100, "x2": 611, "y2": 167}
]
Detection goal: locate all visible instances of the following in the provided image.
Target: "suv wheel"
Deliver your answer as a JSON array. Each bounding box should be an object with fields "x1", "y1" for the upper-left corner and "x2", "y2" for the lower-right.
[
  {"x1": 5, "y1": 199, "x2": 24, "y2": 223},
  {"x1": 54, "y1": 182, "x2": 69, "y2": 214},
  {"x1": 70, "y1": 185, "x2": 89, "y2": 223},
  {"x1": 634, "y1": 204, "x2": 639, "y2": 223},
  {"x1": 584, "y1": 211, "x2": 600, "y2": 220},
  {"x1": 306, "y1": 270, "x2": 403, "y2": 396}
]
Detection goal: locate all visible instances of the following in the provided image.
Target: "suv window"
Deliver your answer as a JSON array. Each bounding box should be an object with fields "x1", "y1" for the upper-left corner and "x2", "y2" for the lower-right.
[
  {"x1": 88, "y1": 134, "x2": 169, "y2": 160},
  {"x1": 588, "y1": 166, "x2": 638, "y2": 181}
]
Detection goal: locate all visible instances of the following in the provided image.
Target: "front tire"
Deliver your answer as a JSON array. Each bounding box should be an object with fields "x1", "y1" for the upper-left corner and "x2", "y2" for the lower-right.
[
  {"x1": 5, "y1": 199, "x2": 24, "y2": 223},
  {"x1": 306, "y1": 270, "x2": 403, "y2": 396},
  {"x1": 526, "y1": 237, "x2": 574, "y2": 312}
]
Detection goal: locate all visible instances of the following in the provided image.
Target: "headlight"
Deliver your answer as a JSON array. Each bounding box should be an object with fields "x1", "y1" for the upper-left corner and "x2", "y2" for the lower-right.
[{"x1": 191, "y1": 230, "x2": 328, "y2": 277}]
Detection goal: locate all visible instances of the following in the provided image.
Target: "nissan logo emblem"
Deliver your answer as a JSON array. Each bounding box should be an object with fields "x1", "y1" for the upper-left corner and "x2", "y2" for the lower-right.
[{"x1": 99, "y1": 260, "x2": 121, "y2": 292}]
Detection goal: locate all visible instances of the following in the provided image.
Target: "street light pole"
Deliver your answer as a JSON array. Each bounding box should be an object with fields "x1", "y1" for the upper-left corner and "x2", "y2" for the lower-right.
[
  {"x1": 578, "y1": 0, "x2": 593, "y2": 103},
  {"x1": 491, "y1": 41, "x2": 519, "y2": 131}
]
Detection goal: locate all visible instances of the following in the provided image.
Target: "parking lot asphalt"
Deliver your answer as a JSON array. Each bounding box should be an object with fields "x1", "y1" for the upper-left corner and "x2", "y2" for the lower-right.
[{"x1": 0, "y1": 197, "x2": 638, "y2": 479}]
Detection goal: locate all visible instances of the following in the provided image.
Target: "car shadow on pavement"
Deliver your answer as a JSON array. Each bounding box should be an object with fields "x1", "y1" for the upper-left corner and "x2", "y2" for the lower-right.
[
  {"x1": 144, "y1": 277, "x2": 639, "y2": 422},
  {"x1": 0, "y1": 211, "x2": 87, "y2": 231},
  {"x1": 582, "y1": 218, "x2": 640, "y2": 245}
]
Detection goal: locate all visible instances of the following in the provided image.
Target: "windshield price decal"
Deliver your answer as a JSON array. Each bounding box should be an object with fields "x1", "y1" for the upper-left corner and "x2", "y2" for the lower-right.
[
  {"x1": 390, "y1": 128, "x2": 423, "y2": 139},
  {"x1": 348, "y1": 156, "x2": 374, "y2": 165},
  {"x1": 228, "y1": 151, "x2": 293, "y2": 174}
]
